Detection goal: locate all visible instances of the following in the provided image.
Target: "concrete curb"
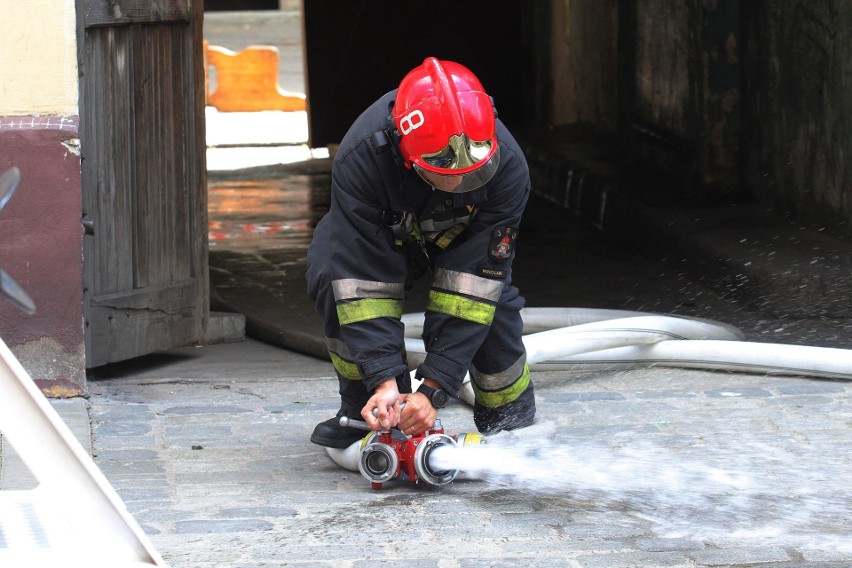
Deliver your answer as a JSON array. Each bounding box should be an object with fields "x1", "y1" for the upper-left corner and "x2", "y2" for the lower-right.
[{"x1": 206, "y1": 311, "x2": 246, "y2": 345}]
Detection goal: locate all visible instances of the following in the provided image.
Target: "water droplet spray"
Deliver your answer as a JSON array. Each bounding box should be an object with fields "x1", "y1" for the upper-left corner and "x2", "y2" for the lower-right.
[{"x1": 428, "y1": 422, "x2": 851, "y2": 551}]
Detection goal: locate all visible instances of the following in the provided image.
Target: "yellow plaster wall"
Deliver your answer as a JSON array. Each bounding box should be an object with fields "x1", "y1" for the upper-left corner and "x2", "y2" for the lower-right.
[{"x1": 0, "y1": 0, "x2": 78, "y2": 115}]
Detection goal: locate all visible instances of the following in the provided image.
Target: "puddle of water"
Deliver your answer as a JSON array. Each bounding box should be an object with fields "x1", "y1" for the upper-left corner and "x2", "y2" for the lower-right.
[{"x1": 207, "y1": 175, "x2": 328, "y2": 253}]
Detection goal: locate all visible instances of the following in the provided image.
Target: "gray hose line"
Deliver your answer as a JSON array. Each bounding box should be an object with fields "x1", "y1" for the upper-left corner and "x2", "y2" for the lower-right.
[
  {"x1": 404, "y1": 318, "x2": 740, "y2": 369},
  {"x1": 520, "y1": 315, "x2": 743, "y2": 363},
  {"x1": 402, "y1": 307, "x2": 852, "y2": 382},
  {"x1": 537, "y1": 340, "x2": 852, "y2": 380},
  {"x1": 401, "y1": 307, "x2": 745, "y2": 338}
]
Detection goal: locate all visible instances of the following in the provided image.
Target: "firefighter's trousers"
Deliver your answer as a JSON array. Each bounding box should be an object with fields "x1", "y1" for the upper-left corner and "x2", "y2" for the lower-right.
[{"x1": 307, "y1": 261, "x2": 535, "y2": 434}]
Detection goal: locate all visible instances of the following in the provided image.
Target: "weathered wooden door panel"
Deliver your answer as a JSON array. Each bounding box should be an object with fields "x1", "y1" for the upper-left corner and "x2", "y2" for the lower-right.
[{"x1": 79, "y1": 0, "x2": 208, "y2": 367}]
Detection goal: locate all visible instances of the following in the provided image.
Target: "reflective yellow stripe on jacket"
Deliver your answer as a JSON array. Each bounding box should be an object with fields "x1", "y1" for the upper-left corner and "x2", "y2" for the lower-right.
[
  {"x1": 329, "y1": 351, "x2": 361, "y2": 380},
  {"x1": 332, "y1": 278, "x2": 405, "y2": 326},
  {"x1": 325, "y1": 337, "x2": 360, "y2": 380},
  {"x1": 337, "y1": 298, "x2": 403, "y2": 325},
  {"x1": 427, "y1": 268, "x2": 503, "y2": 326}
]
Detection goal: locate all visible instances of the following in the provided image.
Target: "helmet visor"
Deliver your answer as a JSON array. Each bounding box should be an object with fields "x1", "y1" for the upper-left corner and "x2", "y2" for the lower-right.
[
  {"x1": 421, "y1": 134, "x2": 493, "y2": 170},
  {"x1": 414, "y1": 143, "x2": 500, "y2": 193}
]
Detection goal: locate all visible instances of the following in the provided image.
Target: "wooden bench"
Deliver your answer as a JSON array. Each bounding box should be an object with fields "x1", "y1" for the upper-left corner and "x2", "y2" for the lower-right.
[{"x1": 204, "y1": 41, "x2": 306, "y2": 112}]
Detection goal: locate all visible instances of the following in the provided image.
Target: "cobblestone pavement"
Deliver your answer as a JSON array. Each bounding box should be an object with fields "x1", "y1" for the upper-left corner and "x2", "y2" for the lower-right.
[
  {"x1": 0, "y1": 8, "x2": 848, "y2": 567},
  {"x1": 86, "y1": 339, "x2": 852, "y2": 568},
  {"x1": 17, "y1": 8, "x2": 847, "y2": 566}
]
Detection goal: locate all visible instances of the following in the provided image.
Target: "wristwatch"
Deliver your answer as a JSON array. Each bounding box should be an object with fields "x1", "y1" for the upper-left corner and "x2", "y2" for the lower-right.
[{"x1": 417, "y1": 383, "x2": 449, "y2": 409}]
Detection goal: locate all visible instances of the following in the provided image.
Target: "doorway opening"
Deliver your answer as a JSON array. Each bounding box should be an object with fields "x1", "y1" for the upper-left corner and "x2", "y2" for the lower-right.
[{"x1": 203, "y1": 4, "x2": 330, "y2": 355}]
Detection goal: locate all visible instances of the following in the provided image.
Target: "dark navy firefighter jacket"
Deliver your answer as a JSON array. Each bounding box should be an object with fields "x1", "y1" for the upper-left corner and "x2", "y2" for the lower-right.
[{"x1": 307, "y1": 90, "x2": 530, "y2": 399}]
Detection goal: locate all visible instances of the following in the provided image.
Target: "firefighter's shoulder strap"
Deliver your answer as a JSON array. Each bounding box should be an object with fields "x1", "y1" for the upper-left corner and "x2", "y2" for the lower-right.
[
  {"x1": 369, "y1": 115, "x2": 430, "y2": 287},
  {"x1": 369, "y1": 108, "x2": 413, "y2": 227}
]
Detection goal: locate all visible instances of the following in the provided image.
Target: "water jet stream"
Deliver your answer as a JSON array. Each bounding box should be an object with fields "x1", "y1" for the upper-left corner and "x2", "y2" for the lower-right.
[
  {"x1": 428, "y1": 422, "x2": 851, "y2": 552},
  {"x1": 328, "y1": 308, "x2": 851, "y2": 551}
]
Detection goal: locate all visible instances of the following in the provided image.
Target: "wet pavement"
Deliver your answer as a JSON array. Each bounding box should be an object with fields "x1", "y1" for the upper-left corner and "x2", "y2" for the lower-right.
[
  {"x1": 207, "y1": 171, "x2": 329, "y2": 358},
  {"x1": 81, "y1": 337, "x2": 852, "y2": 568}
]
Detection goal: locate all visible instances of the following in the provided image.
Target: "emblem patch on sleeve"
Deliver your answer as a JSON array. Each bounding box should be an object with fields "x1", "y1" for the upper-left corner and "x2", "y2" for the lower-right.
[{"x1": 489, "y1": 227, "x2": 518, "y2": 262}]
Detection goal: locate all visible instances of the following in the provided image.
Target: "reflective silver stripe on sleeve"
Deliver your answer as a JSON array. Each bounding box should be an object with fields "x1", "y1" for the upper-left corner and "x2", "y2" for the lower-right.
[
  {"x1": 432, "y1": 268, "x2": 504, "y2": 302},
  {"x1": 470, "y1": 353, "x2": 527, "y2": 390},
  {"x1": 332, "y1": 279, "x2": 406, "y2": 301}
]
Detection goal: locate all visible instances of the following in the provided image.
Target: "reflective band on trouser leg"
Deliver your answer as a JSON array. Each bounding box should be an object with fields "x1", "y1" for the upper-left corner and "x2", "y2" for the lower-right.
[
  {"x1": 472, "y1": 363, "x2": 531, "y2": 408},
  {"x1": 427, "y1": 290, "x2": 495, "y2": 325},
  {"x1": 329, "y1": 351, "x2": 360, "y2": 381},
  {"x1": 471, "y1": 353, "x2": 527, "y2": 391},
  {"x1": 336, "y1": 298, "x2": 404, "y2": 326}
]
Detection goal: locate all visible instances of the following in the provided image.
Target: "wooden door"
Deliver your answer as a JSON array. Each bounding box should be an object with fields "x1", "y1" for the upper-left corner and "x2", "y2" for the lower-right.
[{"x1": 79, "y1": 0, "x2": 208, "y2": 367}]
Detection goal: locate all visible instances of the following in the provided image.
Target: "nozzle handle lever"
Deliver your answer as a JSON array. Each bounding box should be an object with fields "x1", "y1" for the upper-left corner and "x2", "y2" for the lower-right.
[
  {"x1": 338, "y1": 415, "x2": 371, "y2": 431},
  {"x1": 339, "y1": 403, "x2": 407, "y2": 431}
]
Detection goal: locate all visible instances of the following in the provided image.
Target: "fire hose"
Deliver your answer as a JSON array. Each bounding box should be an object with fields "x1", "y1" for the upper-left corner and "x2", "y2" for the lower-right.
[
  {"x1": 404, "y1": 308, "x2": 852, "y2": 403},
  {"x1": 329, "y1": 308, "x2": 852, "y2": 485}
]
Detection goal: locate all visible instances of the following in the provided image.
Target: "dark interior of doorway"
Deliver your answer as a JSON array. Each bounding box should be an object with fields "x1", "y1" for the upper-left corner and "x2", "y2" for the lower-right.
[
  {"x1": 302, "y1": 0, "x2": 537, "y2": 148},
  {"x1": 204, "y1": 0, "x2": 278, "y2": 11}
]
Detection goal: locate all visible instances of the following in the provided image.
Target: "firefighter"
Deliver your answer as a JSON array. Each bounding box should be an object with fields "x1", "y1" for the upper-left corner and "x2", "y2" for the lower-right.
[{"x1": 306, "y1": 57, "x2": 535, "y2": 449}]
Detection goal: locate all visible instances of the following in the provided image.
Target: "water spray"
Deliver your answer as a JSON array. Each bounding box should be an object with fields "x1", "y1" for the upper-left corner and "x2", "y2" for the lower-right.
[{"x1": 319, "y1": 307, "x2": 851, "y2": 550}]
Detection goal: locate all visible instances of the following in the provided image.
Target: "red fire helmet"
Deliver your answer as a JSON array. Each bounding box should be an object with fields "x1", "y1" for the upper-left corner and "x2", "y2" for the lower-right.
[{"x1": 392, "y1": 57, "x2": 500, "y2": 193}]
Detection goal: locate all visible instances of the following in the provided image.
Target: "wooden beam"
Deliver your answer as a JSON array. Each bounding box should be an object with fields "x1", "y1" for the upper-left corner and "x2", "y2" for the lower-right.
[{"x1": 84, "y1": 0, "x2": 191, "y2": 28}]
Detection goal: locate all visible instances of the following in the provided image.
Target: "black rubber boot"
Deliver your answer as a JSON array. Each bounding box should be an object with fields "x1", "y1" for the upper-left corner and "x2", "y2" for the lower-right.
[
  {"x1": 310, "y1": 415, "x2": 366, "y2": 449},
  {"x1": 473, "y1": 384, "x2": 536, "y2": 435}
]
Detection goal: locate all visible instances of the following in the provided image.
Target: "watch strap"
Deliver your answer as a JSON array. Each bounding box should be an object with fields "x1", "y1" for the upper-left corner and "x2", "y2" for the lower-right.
[{"x1": 417, "y1": 383, "x2": 448, "y2": 408}]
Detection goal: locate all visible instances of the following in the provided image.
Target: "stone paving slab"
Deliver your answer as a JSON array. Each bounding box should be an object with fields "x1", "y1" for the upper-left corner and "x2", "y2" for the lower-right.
[
  {"x1": 80, "y1": 339, "x2": 851, "y2": 567},
  {"x1": 0, "y1": 398, "x2": 91, "y2": 490}
]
